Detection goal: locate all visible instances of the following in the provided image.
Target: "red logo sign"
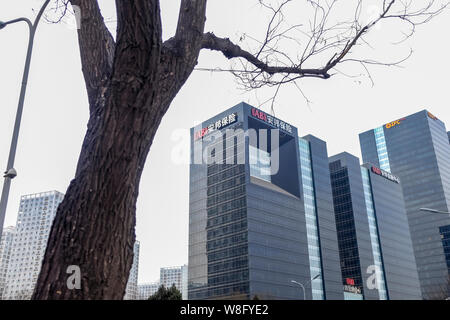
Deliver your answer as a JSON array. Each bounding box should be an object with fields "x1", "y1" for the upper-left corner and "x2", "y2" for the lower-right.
[
  {"x1": 251, "y1": 108, "x2": 268, "y2": 122},
  {"x1": 346, "y1": 278, "x2": 355, "y2": 286},
  {"x1": 371, "y1": 166, "x2": 382, "y2": 175}
]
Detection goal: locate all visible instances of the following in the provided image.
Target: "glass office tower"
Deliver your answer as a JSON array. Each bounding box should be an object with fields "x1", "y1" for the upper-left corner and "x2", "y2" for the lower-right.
[
  {"x1": 359, "y1": 110, "x2": 450, "y2": 299},
  {"x1": 329, "y1": 153, "x2": 421, "y2": 300},
  {"x1": 188, "y1": 102, "x2": 343, "y2": 300}
]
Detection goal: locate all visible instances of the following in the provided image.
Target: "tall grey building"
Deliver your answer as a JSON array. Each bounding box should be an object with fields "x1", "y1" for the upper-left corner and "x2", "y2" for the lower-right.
[
  {"x1": 138, "y1": 282, "x2": 160, "y2": 300},
  {"x1": 3, "y1": 191, "x2": 64, "y2": 300},
  {"x1": 188, "y1": 102, "x2": 343, "y2": 300},
  {"x1": 0, "y1": 226, "x2": 15, "y2": 299},
  {"x1": 124, "y1": 241, "x2": 140, "y2": 300},
  {"x1": 160, "y1": 265, "x2": 187, "y2": 296},
  {"x1": 329, "y1": 153, "x2": 421, "y2": 300},
  {"x1": 359, "y1": 110, "x2": 450, "y2": 299}
]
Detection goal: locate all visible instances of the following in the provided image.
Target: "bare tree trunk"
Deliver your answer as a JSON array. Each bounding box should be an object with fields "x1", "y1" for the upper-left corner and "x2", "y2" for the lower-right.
[{"x1": 32, "y1": 0, "x2": 207, "y2": 300}]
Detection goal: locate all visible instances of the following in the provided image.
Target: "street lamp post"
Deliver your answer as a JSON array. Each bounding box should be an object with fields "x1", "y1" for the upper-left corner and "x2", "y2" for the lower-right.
[
  {"x1": 291, "y1": 273, "x2": 321, "y2": 300},
  {"x1": 0, "y1": 0, "x2": 50, "y2": 240}
]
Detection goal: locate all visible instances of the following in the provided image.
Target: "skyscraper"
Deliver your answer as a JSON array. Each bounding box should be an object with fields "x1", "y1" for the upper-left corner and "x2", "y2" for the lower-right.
[
  {"x1": 3, "y1": 191, "x2": 64, "y2": 300},
  {"x1": 124, "y1": 241, "x2": 140, "y2": 300},
  {"x1": 188, "y1": 102, "x2": 343, "y2": 300},
  {"x1": 160, "y1": 265, "x2": 187, "y2": 294},
  {"x1": 138, "y1": 282, "x2": 160, "y2": 300},
  {"x1": 359, "y1": 110, "x2": 450, "y2": 299},
  {"x1": 329, "y1": 153, "x2": 421, "y2": 300},
  {"x1": 0, "y1": 226, "x2": 15, "y2": 299}
]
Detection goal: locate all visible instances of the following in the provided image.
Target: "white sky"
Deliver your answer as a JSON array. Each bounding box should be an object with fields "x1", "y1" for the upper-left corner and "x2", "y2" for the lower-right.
[{"x1": 0, "y1": 1, "x2": 449, "y2": 284}]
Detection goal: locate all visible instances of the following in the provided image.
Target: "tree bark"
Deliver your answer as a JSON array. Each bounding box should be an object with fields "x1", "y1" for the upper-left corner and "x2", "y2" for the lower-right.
[{"x1": 33, "y1": 0, "x2": 207, "y2": 300}]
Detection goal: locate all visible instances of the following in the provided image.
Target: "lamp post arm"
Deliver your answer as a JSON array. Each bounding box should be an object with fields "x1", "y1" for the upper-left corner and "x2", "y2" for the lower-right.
[{"x1": 0, "y1": 0, "x2": 51, "y2": 240}]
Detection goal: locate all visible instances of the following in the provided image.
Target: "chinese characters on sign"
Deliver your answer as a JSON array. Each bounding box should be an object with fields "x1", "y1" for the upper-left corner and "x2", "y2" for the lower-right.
[
  {"x1": 250, "y1": 108, "x2": 293, "y2": 135},
  {"x1": 194, "y1": 113, "x2": 238, "y2": 140},
  {"x1": 371, "y1": 166, "x2": 400, "y2": 184}
]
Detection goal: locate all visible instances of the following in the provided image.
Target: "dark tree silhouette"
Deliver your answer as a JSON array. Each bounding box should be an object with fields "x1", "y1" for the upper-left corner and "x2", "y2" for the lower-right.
[
  {"x1": 148, "y1": 285, "x2": 182, "y2": 301},
  {"x1": 30, "y1": 0, "x2": 447, "y2": 299}
]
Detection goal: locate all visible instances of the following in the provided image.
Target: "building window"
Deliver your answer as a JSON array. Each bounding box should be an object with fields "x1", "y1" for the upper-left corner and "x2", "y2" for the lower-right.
[{"x1": 249, "y1": 145, "x2": 271, "y2": 182}]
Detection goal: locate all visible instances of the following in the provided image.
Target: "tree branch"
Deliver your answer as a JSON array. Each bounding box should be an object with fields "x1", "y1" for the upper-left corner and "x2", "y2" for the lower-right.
[
  {"x1": 202, "y1": 32, "x2": 330, "y2": 79},
  {"x1": 69, "y1": 0, "x2": 115, "y2": 113},
  {"x1": 200, "y1": 0, "x2": 448, "y2": 100}
]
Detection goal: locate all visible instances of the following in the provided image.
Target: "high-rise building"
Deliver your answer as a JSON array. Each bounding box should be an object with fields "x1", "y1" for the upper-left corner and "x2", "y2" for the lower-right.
[
  {"x1": 447, "y1": 131, "x2": 450, "y2": 143},
  {"x1": 329, "y1": 153, "x2": 421, "y2": 300},
  {"x1": 3, "y1": 191, "x2": 64, "y2": 300},
  {"x1": 138, "y1": 264, "x2": 188, "y2": 300},
  {"x1": 138, "y1": 281, "x2": 160, "y2": 300},
  {"x1": 181, "y1": 264, "x2": 188, "y2": 300},
  {"x1": 0, "y1": 226, "x2": 15, "y2": 299},
  {"x1": 124, "y1": 241, "x2": 140, "y2": 300},
  {"x1": 160, "y1": 265, "x2": 187, "y2": 294},
  {"x1": 359, "y1": 110, "x2": 450, "y2": 299},
  {"x1": 188, "y1": 102, "x2": 343, "y2": 300}
]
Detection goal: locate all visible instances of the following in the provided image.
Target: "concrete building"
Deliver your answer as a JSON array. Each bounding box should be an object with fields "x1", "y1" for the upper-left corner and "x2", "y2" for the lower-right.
[
  {"x1": 138, "y1": 282, "x2": 160, "y2": 300},
  {"x1": 160, "y1": 265, "x2": 188, "y2": 296},
  {"x1": 138, "y1": 264, "x2": 188, "y2": 300},
  {"x1": 2, "y1": 191, "x2": 64, "y2": 300},
  {"x1": 0, "y1": 226, "x2": 15, "y2": 299},
  {"x1": 329, "y1": 153, "x2": 421, "y2": 300},
  {"x1": 188, "y1": 102, "x2": 343, "y2": 300},
  {"x1": 359, "y1": 110, "x2": 450, "y2": 299},
  {"x1": 124, "y1": 241, "x2": 140, "y2": 300}
]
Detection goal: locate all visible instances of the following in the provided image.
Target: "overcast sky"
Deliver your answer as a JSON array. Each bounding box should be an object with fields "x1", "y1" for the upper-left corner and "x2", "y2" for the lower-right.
[{"x1": 0, "y1": 0, "x2": 449, "y2": 284}]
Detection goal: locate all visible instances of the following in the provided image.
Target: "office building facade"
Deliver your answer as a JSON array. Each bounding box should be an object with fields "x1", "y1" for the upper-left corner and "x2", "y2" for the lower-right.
[
  {"x1": 138, "y1": 264, "x2": 188, "y2": 300},
  {"x1": 0, "y1": 226, "x2": 15, "y2": 299},
  {"x1": 188, "y1": 102, "x2": 343, "y2": 300},
  {"x1": 160, "y1": 265, "x2": 188, "y2": 296},
  {"x1": 124, "y1": 241, "x2": 140, "y2": 300},
  {"x1": 359, "y1": 110, "x2": 450, "y2": 299},
  {"x1": 138, "y1": 282, "x2": 160, "y2": 300},
  {"x1": 329, "y1": 153, "x2": 422, "y2": 300},
  {"x1": 2, "y1": 191, "x2": 64, "y2": 300}
]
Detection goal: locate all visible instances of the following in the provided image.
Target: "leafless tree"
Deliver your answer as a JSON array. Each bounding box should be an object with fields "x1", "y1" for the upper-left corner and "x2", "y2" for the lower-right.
[{"x1": 28, "y1": 0, "x2": 447, "y2": 299}]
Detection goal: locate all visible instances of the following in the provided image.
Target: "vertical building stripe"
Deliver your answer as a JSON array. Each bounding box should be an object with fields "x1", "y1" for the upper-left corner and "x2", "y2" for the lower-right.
[
  {"x1": 361, "y1": 168, "x2": 388, "y2": 300},
  {"x1": 373, "y1": 127, "x2": 391, "y2": 172},
  {"x1": 299, "y1": 139, "x2": 325, "y2": 300}
]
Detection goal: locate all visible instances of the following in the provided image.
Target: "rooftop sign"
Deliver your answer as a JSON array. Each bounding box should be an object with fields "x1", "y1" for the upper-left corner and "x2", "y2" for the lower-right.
[
  {"x1": 194, "y1": 112, "x2": 238, "y2": 140},
  {"x1": 371, "y1": 166, "x2": 400, "y2": 184},
  {"x1": 427, "y1": 112, "x2": 438, "y2": 121},
  {"x1": 385, "y1": 117, "x2": 406, "y2": 129},
  {"x1": 250, "y1": 108, "x2": 293, "y2": 135}
]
